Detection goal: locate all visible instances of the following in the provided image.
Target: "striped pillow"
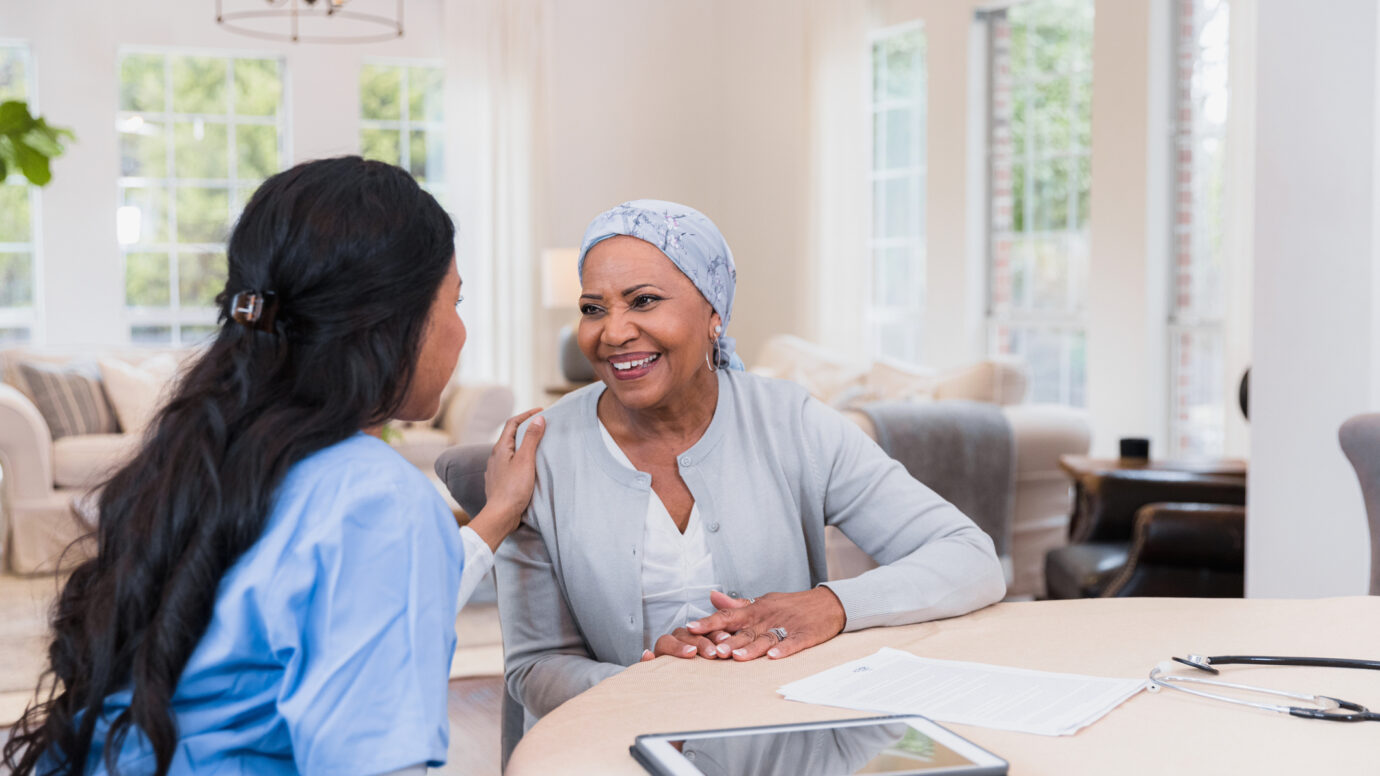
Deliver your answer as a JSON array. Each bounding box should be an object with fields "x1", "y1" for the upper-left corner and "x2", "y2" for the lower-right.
[{"x1": 17, "y1": 361, "x2": 119, "y2": 440}]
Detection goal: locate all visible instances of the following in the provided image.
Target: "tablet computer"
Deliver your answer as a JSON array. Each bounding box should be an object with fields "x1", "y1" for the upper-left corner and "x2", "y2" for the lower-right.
[{"x1": 630, "y1": 714, "x2": 1007, "y2": 776}]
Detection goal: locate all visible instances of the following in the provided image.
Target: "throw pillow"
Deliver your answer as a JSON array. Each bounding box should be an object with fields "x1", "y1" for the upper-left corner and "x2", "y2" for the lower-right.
[
  {"x1": 99, "y1": 354, "x2": 181, "y2": 434},
  {"x1": 16, "y1": 361, "x2": 119, "y2": 440},
  {"x1": 866, "y1": 358, "x2": 939, "y2": 403}
]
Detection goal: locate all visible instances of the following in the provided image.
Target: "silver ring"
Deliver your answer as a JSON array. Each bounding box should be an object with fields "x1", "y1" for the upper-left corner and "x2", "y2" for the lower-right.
[
  {"x1": 768, "y1": 626, "x2": 788, "y2": 642},
  {"x1": 746, "y1": 597, "x2": 756, "y2": 604}
]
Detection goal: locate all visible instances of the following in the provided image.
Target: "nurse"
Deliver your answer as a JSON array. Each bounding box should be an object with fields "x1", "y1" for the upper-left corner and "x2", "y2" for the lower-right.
[{"x1": 2, "y1": 157, "x2": 544, "y2": 775}]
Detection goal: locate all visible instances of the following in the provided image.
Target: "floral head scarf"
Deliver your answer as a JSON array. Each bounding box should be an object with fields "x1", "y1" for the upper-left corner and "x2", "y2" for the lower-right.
[{"x1": 577, "y1": 199, "x2": 744, "y2": 370}]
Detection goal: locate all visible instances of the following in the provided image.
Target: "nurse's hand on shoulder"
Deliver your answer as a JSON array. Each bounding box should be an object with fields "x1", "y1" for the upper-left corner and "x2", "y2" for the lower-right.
[
  {"x1": 686, "y1": 589, "x2": 847, "y2": 661},
  {"x1": 467, "y1": 409, "x2": 546, "y2": 552}
]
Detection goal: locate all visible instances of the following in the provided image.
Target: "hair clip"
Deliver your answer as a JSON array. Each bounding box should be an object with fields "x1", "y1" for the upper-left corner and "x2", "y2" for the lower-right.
[{"x1": 230, "y1": 290, "x2": 279, "y2": 332}]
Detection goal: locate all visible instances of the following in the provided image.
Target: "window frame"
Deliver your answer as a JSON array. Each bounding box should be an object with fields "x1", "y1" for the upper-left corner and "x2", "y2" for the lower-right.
[
  {"x1": 982, "y1": 1, "x2": 1095, "y2": 407},
  {"x1": 866, "y1": 21, "x2": 928, "y2": 367},
  {"x1": 0, "y1": 39, "x2": 42, "y2": 346},
  {"x1": 1166, "y1": 0, "x2": 1231, "y2": 457},
  {"x1": 359, "y1": 57, "x2": 446, "y2": 202},
  {"x1": 115, "y1": 45, "x2": 290, "y2": 346}
]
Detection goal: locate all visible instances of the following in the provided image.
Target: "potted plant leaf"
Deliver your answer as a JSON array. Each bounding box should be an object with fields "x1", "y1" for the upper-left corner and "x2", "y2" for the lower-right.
[{"x1": 0, "y1": 100, "x2": 74, "y2": 186}]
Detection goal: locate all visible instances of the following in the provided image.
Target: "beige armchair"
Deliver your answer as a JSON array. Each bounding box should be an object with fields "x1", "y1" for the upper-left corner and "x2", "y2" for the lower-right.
[{"x1": 0, "y1": 346, "x2": 513, "y2": 574}]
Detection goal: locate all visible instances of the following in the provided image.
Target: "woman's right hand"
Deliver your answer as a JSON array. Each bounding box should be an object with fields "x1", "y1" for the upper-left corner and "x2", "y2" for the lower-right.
[{"x1": 467, "y1": 409, "x2": 546, "y2": 552}]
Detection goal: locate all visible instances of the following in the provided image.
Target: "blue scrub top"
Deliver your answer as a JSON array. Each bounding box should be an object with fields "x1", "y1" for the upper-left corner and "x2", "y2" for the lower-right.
[{"x1": 81, "y1": 433, "x2": 464, "y2": 775}]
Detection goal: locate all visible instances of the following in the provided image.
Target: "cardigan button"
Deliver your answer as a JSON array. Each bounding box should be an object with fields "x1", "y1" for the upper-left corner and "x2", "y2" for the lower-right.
[
  {"x1": 708, "y1": 521, "x2": 720, "y2": 532},
  {"x1": 679, "y1": 456, "x2": 692, "y2": 467}
]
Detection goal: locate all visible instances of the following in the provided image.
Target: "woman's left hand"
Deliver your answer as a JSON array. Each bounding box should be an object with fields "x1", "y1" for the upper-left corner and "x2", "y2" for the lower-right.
[{"x1": 685, "y1": 589, "x2": 847, "y2": 661}]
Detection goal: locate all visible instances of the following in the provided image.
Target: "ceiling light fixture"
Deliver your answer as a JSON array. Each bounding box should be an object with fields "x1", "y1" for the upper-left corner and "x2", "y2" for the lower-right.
[{"x1": 215, "y1": 0, "x2": 404, "y2": 44}]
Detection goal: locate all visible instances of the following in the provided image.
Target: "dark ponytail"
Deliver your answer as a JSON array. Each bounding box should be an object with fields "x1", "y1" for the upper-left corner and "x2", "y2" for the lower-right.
[{"x1": 3, "y1": 157, "x2": 456, "y2": 775}]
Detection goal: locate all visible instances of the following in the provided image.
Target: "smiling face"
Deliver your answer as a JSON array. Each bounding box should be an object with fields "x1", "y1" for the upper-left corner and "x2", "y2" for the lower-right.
[
  {"x1": 578, "y1": 235, "x2": 721, "y2": 414},
  {"x1": 396, "y1": 258, "x2": 467, "y2": 421}
]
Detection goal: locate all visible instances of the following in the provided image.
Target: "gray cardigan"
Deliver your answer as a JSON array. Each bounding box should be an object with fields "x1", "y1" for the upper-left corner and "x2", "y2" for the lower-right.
[{"x1": 496, "y1": 370, "x2": 1006, "y2": 719}]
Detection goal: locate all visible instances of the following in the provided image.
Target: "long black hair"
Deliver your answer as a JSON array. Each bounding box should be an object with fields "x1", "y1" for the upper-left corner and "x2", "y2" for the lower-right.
[{"x1": 3, "y1": 156, "x2": 456, "y2": 775}]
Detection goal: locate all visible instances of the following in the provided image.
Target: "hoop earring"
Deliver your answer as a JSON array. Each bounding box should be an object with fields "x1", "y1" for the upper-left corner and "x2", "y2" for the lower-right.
[{"x1": 705, "y1": 348, "x2": 718, "y2": 373}]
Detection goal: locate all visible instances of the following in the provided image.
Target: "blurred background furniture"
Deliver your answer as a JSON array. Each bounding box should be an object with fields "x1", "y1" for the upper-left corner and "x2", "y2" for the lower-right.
[
  {"x1": 0, "y1": 346, "x2": 512, "y2": 574},
  {"x1": 1044, "y1": 455, "x2": 1247, "y2": 599},
  {"x1": 436, "y1": 443, "x2": 524, "y2": 770},
  {"x1": 1339, "y1": 413, "x2": 1380, "y2": 595},
  {"x1": 753, "y1": 335, "x2": 1091, "y2": 599}
]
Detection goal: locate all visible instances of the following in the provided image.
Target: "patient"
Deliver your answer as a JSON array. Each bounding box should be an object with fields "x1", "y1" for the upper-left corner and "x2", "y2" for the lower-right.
[{"x1": 496, "y1": 200, "x2": 1005, "y2": 725}]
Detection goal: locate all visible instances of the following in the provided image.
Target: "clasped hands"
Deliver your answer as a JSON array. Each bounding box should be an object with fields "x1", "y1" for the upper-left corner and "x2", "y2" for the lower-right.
[{"x1": 640, "y1": 588, "x2": 847, "y2": 663}]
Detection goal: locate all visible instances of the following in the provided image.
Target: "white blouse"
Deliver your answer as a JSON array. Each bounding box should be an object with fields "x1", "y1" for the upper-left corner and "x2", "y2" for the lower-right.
[{"x1": 597, "y1": 422, "x2": 721, "y2": 650}]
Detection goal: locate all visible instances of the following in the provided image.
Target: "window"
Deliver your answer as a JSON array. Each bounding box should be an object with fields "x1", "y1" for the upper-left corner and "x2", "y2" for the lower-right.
[
  {"x1": 867, "y1": 24, "x2": 927, "y2": 366},
  {"x1": 1169, "y1": 0, "x2": 1230, "y2": 456},
  {"x1": 360, "y1": 62, "x2": 445, "y2": 201},
  {"x1": 985, "y1": 0, "x2": 1093, "y2": 406},
  {"x1": 117, "y1": 50, "x2": 286, "y2": 345},
  {"x1": 0, "y1": 42, "x2": 38, "y2": 346}
]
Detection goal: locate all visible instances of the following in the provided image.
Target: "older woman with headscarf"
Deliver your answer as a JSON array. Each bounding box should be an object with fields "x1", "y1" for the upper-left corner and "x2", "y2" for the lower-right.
[{"x1": 497, "y1": 200, "x2": 1005, "y2": 728}]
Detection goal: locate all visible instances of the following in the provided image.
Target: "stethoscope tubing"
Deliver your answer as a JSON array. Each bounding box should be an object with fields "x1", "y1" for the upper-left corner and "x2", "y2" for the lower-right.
[
  {"x1": 1149, "y1": 655, "x2": 1380, "y2": 722},
  {"x1": 1198, "y1": 655, "x2": 1380, "y2": 673}
]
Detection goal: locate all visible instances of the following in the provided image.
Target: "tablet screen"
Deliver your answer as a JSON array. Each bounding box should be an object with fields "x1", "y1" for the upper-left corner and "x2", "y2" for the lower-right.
[{"x1": 669, "y1": 720, "x2": 981, "y2": 775}]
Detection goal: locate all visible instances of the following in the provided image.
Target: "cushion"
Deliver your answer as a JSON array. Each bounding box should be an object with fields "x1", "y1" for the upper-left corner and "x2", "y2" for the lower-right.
[
  {"x1": 864, "y1": 359, "x2": 938, "y2": 403},
  {"x1": 16, "y1": 361, "x2": 118, "y2": 440},
  {"x1": 933, "y1": 358, "x2": 1028, "y2": 405},
  {"x1": 750, "y1": 335, "x2": 872, "y2": 407},
  {"x1": 52, "y1": 433, "x2": 141, "y2": 488},
  {"x1": 99, "y1": 354, "x2": 180, "y2": 434},
  {"x1": 390, "y1": 425, "x2": 453, "y2": 470}
]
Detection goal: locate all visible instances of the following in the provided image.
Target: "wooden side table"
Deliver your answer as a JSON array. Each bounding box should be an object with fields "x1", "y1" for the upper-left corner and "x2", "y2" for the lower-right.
[{"x1": 1057, "y1": 455, "x2": 1247, "y2": 544}]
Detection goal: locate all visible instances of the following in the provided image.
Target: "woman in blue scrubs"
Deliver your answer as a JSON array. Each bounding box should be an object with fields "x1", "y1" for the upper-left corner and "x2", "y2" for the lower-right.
[{"x1": 2, "y1": 157, "x2": 544, "y2": 775}]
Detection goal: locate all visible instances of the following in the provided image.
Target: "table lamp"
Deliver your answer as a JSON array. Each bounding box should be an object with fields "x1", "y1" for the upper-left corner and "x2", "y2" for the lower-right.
[{"x1": 540, "y1": 249, "x2": 594, "y2": 383}]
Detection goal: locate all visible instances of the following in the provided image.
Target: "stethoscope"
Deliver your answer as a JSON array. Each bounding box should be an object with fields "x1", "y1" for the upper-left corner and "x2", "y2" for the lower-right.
[{"x1": 1148, "y1": 654, "x2": 1380, "y2": 722}]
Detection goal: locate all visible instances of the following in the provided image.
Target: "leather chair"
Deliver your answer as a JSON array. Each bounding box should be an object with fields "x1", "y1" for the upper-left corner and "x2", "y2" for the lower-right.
[
  {"x1": 435, "y1": 443, "x2": 528, "y2": 771},
  {"x1": 1339, "y1": 413, "x2": 1380, "y2": 594},
  {"x1": 1045, "y1": 468, "x2": 1247, "y2": 599}
]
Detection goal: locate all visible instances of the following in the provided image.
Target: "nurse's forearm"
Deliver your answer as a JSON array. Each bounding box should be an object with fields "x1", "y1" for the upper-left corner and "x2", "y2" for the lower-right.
[{"x1": 467, "y1": 504, "x2": 522, "y2": 553}]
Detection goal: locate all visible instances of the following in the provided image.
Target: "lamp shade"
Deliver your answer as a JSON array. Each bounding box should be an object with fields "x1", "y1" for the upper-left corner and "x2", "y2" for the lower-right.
[{"x1": 541, "y1": 248, "x2": 583, "y2": 309}]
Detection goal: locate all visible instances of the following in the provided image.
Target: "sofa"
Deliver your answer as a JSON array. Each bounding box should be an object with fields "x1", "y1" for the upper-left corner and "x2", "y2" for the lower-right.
[
  {"x1": 752, "y1": 335, "x2": 1091, "y2": 599},
  {"x1": 0, "y1": 346, "x2": 514, "y2": 574}
]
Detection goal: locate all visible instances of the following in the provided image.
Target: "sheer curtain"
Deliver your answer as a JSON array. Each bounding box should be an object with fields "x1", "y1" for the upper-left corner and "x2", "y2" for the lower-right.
[
  {"x1": 443, "y1": 0, "x2": 547, "y2": 407},
  {"x1": 805, "y1": 0, "x2": 872, "y2": 354}
]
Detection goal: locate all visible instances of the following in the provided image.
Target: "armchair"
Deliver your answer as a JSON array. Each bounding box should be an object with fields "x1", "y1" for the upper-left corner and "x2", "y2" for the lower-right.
[
  {"x1": 1339, "y1": 413, "x2": 1380, "y2": 594},
  {"x1": 0, "y1": 344, "x2": 513, "y2": 573},
  {"x1": 1045, "y1": 467, "x2": 1247, "y2": 599}
]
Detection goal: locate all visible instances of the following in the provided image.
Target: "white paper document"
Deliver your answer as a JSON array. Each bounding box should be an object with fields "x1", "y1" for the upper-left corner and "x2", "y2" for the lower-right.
[{"x1": 778, "y1": 648, "x2": 1146, "y2": 736}]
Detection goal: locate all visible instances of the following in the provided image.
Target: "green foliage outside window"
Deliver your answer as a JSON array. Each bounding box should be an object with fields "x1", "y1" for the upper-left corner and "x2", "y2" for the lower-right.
[
  {"x1": 118, "y1": 51, "x2": 283, "y2": 344},
  {"x1": 361, "y1": 63, "x2": 445, "y2": 189},
  {"x1": 0, "y1": 253, "x2": 32, "y2": 307},
  {"x1": 1005, "y1": 0, "x2": 1093, "y2": 238}
]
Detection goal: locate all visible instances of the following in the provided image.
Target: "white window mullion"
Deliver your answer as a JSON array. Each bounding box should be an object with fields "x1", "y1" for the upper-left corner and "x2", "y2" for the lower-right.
[{"x1": 119, "y1": 49, "x2": 285, "y2": 345}]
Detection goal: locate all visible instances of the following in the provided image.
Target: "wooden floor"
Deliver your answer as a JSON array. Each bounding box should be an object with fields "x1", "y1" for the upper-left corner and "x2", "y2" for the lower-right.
[
  {"x1": 1, "y1": 676, "x2": 505, "y2": 775},
  {"x1": 439, "y1": 676, "x2": 505, "y2": 775}
]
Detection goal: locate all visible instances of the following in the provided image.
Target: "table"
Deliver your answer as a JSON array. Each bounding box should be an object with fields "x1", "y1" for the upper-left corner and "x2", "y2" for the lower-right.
[
  {"x1": 1057, "y1": 455, "x2": 1246, "y2": 546},
  {"x1": 1057, "y1": 455, "x2": 1248, "y2": 479},
  {"x1": 506, "y1": 597, "x2": 1380, "y2": 775}
]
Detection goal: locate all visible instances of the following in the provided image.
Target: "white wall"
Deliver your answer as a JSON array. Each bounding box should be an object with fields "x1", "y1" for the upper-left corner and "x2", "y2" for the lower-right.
[
  {"x1": 532, "y1": 0, "x2": 811, "y2": 391},
  {"x1": 0, "y1": 0, "x2": 445, "y2": 349},
  {"x1": 1086, "y1": 0, "x2": 1168, "y2": 458},
  {"x1": 1246, "y1": 0, "x2": 1376, "y2": 597}
]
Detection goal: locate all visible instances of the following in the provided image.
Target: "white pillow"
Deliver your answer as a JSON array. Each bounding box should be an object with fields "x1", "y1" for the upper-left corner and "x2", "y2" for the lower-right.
[
  {"x1": 865, "y1": 358, "x2": 938, "y2": 403},
  {"x1": 99, "y1": 354, "x2": 181, "y2": 434}
]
